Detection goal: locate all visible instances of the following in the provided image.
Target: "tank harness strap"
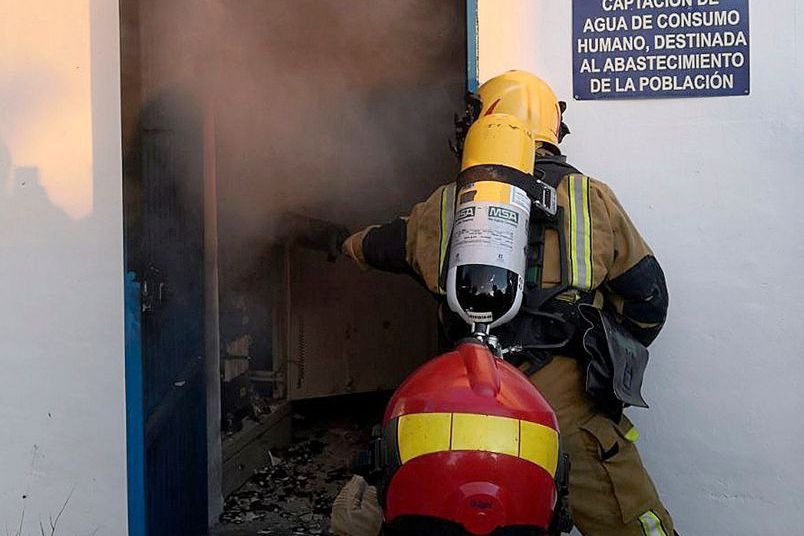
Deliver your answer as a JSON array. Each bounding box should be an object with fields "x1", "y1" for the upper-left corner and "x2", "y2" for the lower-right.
[
  {"x1": 512, "y1": 160, "x2": 594, "y2": 368},
  {"x1": 522, "y1": 159, "x2": 577, "y2": 309},
  {"x1": 455, "y1": 164, "x2": 554, "y2": 208}
]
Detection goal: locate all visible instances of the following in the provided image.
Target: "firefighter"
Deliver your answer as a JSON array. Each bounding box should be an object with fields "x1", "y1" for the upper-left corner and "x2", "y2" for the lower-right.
[{"x1": 332, "y1": 70, "x2": 675, "y2": 536}]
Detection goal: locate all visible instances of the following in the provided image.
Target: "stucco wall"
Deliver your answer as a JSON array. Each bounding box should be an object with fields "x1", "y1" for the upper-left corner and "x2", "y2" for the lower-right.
[
  {"x1": 0, "y1": 1, "x2": 128, "y2": 534},
  {"x1": 478, "y1": 1, "x2": 804, "y2": 534}
]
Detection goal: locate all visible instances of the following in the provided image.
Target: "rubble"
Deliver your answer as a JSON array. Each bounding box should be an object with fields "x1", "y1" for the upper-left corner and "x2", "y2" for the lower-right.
[{"x1": 216, "y1": 394, "x2": 386, "y2": 535}]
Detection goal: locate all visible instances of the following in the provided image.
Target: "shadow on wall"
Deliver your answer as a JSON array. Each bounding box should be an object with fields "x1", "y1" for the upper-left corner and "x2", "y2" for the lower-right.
[
  {"x1": 0, "y1": 138, "x2": 76, "y2": 257},
  {"x1": 1, "y1": 0, "x2": 134, "y2": 533},
  {"x1": 0, "y1": 139, "x2": 104, "y2": 533}
]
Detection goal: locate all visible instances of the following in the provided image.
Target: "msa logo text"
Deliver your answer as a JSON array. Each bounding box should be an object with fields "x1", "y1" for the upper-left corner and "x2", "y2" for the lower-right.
[
  {"x1": 488, "y1": 206, "x2": 518, "y2": 224},
  {"x1": 456, "y1": 207, "x2": 475, "y2": 221}
]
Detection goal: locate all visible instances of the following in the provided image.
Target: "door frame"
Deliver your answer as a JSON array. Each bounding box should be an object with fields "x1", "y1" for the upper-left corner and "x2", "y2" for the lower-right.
[{"x1": 120, "y1": 0, "x2": 219, "y2": 532}]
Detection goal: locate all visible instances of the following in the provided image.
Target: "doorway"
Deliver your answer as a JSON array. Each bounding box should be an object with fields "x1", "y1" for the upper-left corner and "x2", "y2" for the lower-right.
[{"x1": 121, "y1": 2, "x2": 467, "y2": 533}]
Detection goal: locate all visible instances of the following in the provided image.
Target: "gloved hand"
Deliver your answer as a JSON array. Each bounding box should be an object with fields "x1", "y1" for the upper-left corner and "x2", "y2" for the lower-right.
[
  {"x1": 330, "y1": 475, "x2": 383, "y2": 536},
  {"x1": 280, "y1": 213, "x2": 351, "y2": 261}
]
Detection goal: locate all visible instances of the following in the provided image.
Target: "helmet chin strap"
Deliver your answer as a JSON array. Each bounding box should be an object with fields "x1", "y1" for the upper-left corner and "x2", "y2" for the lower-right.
[
  {"x1": 558, "y1": 101, "x2": 571, "y2": 143},
  {"x1": 449, "y1": 92, "x2": 483, "y2": 159}
]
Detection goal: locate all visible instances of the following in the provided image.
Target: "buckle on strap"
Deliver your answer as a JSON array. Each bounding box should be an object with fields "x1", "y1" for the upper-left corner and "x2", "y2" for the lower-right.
[{"x1": 531, "y1": 178, "x2": 558, "y2": 218}]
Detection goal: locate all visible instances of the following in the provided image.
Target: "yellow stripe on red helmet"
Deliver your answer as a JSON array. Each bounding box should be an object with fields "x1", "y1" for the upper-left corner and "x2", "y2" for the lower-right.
[{"x1": 396, "y1": 412, "x2": 559, "y2": 477}]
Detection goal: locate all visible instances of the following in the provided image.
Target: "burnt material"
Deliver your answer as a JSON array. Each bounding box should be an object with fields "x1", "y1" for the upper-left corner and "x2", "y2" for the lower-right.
[{"x1": 216, "y1": 394, "x2": 388, "y2": 535}]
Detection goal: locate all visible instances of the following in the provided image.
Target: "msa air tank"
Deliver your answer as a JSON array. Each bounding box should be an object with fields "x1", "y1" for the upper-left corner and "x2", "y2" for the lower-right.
[{"x1": 446, "y1": 114, "x2": 540, "y2": 329}]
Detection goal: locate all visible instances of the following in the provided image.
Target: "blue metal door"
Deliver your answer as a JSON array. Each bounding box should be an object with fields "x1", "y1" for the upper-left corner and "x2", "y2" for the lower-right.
[{"x1": 124, "y1": 93, "x2": 209, "y2": 536}]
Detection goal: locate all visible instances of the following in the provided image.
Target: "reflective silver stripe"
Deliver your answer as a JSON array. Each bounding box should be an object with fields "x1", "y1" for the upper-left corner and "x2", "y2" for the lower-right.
[
  {"x1": 567, "y1": 175, "x2": 593, "y2": 290},
  {"x1": 437, "y1": 183, "x2": 456, "y2": 294},
  {"x1": 639, "y1": 511, "x2": 668, "y2": 536}
]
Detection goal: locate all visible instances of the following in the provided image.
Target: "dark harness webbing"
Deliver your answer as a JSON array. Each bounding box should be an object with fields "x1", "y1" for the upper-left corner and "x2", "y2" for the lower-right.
[
  {"x1": 503, "y1": 156, "x2": 596, "y2": 372},
  {"x1": 439, "y1": 157, "x2": 593, "y2": 363}
]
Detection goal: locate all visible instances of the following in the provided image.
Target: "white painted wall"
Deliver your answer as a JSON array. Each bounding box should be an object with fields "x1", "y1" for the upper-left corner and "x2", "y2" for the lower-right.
[
  {"x1": 0, "y1": 1, "x2": 128, "y2": 534},
  {"x1": 478, "y1": 1, "x2": 804, "y2": 534}
]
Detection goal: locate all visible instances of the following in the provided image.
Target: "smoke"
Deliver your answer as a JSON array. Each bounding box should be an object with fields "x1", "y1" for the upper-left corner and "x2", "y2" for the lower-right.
[
  {"x1": 125, "y1": 0, "x2": 466, "y2": 359},
  {"x1": 132, "y1": 0, "x2": 464, "y2": 243}
]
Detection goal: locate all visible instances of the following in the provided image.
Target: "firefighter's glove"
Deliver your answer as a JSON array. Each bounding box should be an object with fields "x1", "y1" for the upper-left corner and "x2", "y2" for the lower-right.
[
  {"x1": 281, "y1": 213, "x2": 350, "y2": 261},
  {"x1": 320, "y1": 222, "x2": 351, "y2": 261},
  {"x1": 330, "y1": 475, "x2": 383, "y2": 536}
]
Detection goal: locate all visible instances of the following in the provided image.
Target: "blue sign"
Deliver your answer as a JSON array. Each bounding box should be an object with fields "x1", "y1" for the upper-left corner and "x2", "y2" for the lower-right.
[{"x1": 573, "y1": 0, "x2": 750, "y2": 100}]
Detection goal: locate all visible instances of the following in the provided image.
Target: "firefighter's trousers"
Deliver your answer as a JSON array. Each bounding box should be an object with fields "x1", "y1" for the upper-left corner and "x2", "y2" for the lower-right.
[{"x1": 526, "y1": 356, "x2": 675, "y2": 536}]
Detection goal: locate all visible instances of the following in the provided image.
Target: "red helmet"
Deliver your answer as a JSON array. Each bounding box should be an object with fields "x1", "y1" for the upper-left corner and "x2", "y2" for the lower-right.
[{"x1": 380, "y1": 341, "x2": 568, "y2": 536}]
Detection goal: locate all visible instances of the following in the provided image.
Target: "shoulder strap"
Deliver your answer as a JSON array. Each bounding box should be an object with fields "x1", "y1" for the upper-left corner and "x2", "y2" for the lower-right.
[{"x1": 535, "y1": 157, "x2": 582, "y2": 188}]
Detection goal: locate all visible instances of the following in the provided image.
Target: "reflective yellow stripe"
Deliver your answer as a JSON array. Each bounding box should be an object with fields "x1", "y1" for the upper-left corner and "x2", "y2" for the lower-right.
[
  {"x1": 567, "y1": 175, "x2": 593, "y2": 290},
  {"x1": 581, "y1": 176, "x2": 593, "y2": 289},
  {"x1": 396, "y1": 412, "x2": 559, "y2": 477},
  {"x1": 520, "y1": 420, "x2": 560, "y2": 476},
  {"x1": 452, "y1": 413, "x2": 519, "y2": 457},
  {"x1": 568, "y1": 176, "x2": 577, "y2": 287},
  {"x1": 437, "y1": 184, "x2": 456, "y2": 294},
  {"x1": 638, "y1": 510, "x2": 668, "y2": 536},
  {"x1": 624, "y1": 426, "x2": 641, "y2": 443},
  {"x1": 397, "y1": 413, "x2": 452, "y2": 463}
]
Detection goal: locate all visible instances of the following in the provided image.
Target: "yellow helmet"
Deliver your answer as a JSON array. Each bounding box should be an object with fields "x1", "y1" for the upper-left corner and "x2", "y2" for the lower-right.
[
  {"x1": 477, "y1": 70, "x2": 563, "y2": 148},
  {"x1": 460, "y1": 113, "x2": 535, "y2": 174}
]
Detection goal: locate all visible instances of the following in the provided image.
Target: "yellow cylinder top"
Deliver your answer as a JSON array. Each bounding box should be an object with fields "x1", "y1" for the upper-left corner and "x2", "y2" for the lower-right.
[{"x1": 460, "y1": 113, "x2": 536, "y2": 174}]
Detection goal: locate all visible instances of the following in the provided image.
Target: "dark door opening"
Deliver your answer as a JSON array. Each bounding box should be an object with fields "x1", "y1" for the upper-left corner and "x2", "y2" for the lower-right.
[{"x1": 121, "y1": 1, "x2": 466, "y2": 534}]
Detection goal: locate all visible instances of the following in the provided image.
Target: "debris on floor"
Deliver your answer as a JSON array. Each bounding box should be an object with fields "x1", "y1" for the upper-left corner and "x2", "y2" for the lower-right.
[{"x1": 215, "y1": 393, "x2": 388, "y2": 536}]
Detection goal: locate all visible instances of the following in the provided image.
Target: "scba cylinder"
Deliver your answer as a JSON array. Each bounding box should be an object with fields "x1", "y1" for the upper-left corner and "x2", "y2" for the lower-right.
[
  {"x1": 446, "y1": 113, "x2": 538, "y2": 329},
  {"x1": 447, "y1": 180, "x2": 531, "y2": 328}
]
